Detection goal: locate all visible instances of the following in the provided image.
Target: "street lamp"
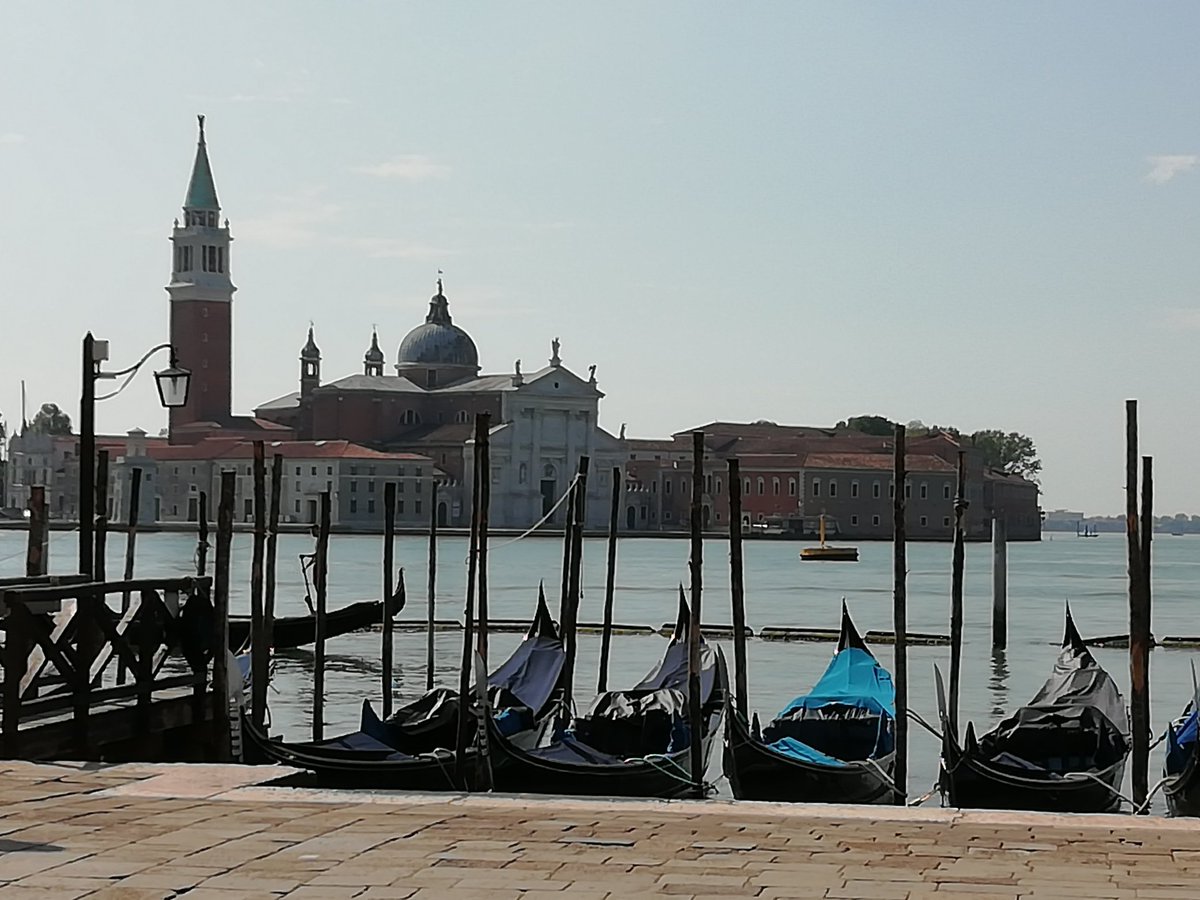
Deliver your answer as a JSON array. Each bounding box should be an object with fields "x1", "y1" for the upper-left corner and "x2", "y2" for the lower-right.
[{"x1": 79, "y1": 332, "x2": 190, "y2": 578}]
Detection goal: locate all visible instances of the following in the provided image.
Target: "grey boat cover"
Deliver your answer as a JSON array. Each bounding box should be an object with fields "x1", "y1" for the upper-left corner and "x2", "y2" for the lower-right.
[{"x1": 974, "y1": 610, "x2": 1129, "y2": 769}]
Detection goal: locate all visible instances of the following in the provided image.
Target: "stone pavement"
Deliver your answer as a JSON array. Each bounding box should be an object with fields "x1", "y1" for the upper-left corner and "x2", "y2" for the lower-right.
[{"x1": 1, "y1": 761, "x2": 1199, "y2": 899}]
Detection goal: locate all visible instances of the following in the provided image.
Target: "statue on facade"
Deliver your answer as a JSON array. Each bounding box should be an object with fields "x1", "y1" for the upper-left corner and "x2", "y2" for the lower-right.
[
  {"x1": 619, "y1": 423, "x2": 627, "y2": 440},
  {"x1": 588, "y1": 364, "x2": 596, "y2": 383},
  {"x1": 514, "y1": 359, "x2": 521, "y2": 377},
  {"x1": 550, "y1": 337, "x2": 561, "y2": 367}
]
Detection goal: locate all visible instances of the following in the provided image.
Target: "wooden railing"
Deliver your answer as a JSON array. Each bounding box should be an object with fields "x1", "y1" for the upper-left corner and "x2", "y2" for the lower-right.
[{"x1": 0, "y1": 576, "x2": 229, "y2": 760}]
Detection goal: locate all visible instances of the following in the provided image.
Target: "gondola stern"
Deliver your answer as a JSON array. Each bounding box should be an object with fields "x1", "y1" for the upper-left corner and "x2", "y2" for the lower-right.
[
  {"x1": 529, "y1": 582, "x2": 559, "y2": 640},
  {"x1": 672, "y1": 585, "x2": 690, "y2": 644},
  {"x1": 837, "y1": 600, "x2": 870, "y2": 655}
]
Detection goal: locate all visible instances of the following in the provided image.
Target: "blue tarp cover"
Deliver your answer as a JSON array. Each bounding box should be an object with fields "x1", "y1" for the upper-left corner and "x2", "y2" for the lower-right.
[
  {"x1": 1167, "y1": 709, "x2": 1198, "y2": 774},
  {"x1": 778, "y1": 647, "x2": 896, "y2": 718},
  {"x1": 766, "y1": 736, "x2": 850, "y2": 768}
]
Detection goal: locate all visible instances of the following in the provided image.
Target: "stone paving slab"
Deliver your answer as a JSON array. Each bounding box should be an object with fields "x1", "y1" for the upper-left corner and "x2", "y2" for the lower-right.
[{"x1": 1, "y1": 761, "x2": 1199, "y2": 898}]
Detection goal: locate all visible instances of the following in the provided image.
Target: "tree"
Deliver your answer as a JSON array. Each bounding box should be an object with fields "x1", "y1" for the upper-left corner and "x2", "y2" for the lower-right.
[
  {"x1": 835, "y1": 415, "x2": 896, "y2": 436},
  {"x1": 970, "y1": 429, "x2": 1041, "y2": 481},
  {"x1": 28, "y1": 403, "x2": 73, "y2": 436}
]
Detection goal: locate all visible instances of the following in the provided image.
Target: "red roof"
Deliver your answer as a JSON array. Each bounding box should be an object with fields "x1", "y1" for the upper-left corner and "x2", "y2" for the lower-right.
[
  {"x1": 149, "y1": 439, "x2": 434, "y2": 463},
  {"x1": 803, "y1": 452, "x2": 955, "y2": 473}
]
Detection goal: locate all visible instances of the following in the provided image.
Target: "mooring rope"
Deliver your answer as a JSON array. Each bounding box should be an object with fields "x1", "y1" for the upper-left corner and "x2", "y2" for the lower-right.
[{"x1": 473, "y1": 473, "x2": 583, "y2": 560}]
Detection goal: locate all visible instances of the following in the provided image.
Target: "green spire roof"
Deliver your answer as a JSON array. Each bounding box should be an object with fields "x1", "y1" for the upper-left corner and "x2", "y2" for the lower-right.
[{"x1": 184, "y1": 115, "x2": 220, "y2": 211}]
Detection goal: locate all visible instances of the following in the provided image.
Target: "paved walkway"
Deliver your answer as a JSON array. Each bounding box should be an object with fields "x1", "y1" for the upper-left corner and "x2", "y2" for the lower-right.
[{"x1": 1, "y1": 761, "x2": 1199, "y2": 899}]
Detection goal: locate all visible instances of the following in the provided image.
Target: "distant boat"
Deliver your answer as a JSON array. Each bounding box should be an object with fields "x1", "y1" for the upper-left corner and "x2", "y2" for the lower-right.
[
  {"x1": 1076, "y1": 522, "x2": 1099, "y2": 538},
  {"x1": 800, "y1": 515, "x2": 859, "y2": 562}
]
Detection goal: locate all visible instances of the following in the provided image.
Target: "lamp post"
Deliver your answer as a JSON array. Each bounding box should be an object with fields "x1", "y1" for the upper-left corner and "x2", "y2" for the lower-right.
[{"x1": 78, "y1": 332, "x2": 190, "y2": 579}]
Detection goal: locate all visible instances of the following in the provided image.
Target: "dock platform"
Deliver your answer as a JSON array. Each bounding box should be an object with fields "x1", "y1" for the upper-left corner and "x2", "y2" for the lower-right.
[{"x1": 2, "y1": 760, "x2": 1200, "y2": 898}]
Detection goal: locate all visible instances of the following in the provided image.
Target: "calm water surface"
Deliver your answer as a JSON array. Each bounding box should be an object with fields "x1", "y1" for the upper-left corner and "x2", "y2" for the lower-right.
[{"x1": 3, "y1": 529, "x2": 1197, "y2": 810}]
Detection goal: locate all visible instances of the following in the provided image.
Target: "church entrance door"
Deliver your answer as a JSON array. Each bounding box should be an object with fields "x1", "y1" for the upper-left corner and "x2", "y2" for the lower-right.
[
  {"x1": 437, "y1": 502, "x2": 448, "y2": 527},
  {"x1": 540, "y1": 479, "x2": 557, "y2": 520},
  {"x1": 187, "y1": 497, "x2": 198, "y2": 522},
  {"x1": 307, "y1": 499, "x2": 318, "y2": 524},
  {"x1": 626, "y1": 506, "x2": 636, "y2": 530}
]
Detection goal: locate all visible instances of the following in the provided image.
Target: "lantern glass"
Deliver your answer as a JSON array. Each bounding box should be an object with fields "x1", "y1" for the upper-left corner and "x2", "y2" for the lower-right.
[{"x1": 154, "y1": 364, "x2": 191, "y2": 408}]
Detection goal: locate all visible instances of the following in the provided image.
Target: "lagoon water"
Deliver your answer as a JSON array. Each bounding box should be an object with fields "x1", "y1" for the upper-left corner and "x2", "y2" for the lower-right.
[{"x1": 3, "y1": 528, "x2": 1197, "y2": 810}]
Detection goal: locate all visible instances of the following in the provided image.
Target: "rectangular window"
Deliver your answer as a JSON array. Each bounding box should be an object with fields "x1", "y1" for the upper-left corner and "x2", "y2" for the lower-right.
[
  {"x1": 350, "y1": 481, "x2": 357, "y2": 493},
  {"x1": 889, "y1": 482, "x2": 895, "y2": 499},
  {"x1": 311, "y1": 467, "x2": 317, "y2": 476},
  {"x1": 296, "y1": 467, "x2": 301, "y2": 476},
  {"x1": 398, "y1": 499, "x2": 405, "y2": 514},
  {"x1": 399, "y1": 480, "x2": 405, "y2": 493},
  {"x1": 665, "y1": 480, "x2": 672, "y2": 495},
  {"x1": 640, "y1": 507, "x2": 647, "y2": 520},
  {"x1": 327, "y1": 466, "x2": 333, "y2": 476},
  {"x1": 850, "y1": 515, "x2": 858, "y2": 526},
  {"x1": 851, "y1": 481, "x2": 859, "y2": 499},
  {"x1": 415, "y1": 499, "x2": 422, "y2": 515},
  {"x1": 368, "y1": 480, "x2": 375, "y2": 493},
  {"x1": 350, "y1": 499, "x2": 358, "y2": 514},
  {"x1": 665, "y1": 510, "x2": 673, "y2": 521},
  {"x1": 829, "y1": 480, "x2": 838, "y2": 498},
  {"x1": 920, "y1": 515, "x2": 928, "y2": 527},
  {"x1": 294, "y1": 481, "x2": 300, "y2": 492},
  {"x1": 812, "y1": 479, "x2": 821, "y2": 497},
  {"x1": 944, "y1": 483, "x2": 952, "y2": 499},
  {"x1": 217, "y1": 247, "x2": 225, "y2": 273},
  {"x1": 873, "y1": 481, "x2": 880, "y2": 499},
  {"x1": 872, "y1": 515, "x2": 880, "y2": 526},
  {"x1": 920, "y1": 483, "x2": 928, "y2": 500},
  {"x1": 715, "y1": 477, "x2": 722, "y2": 494},
  {"x1": 326, "y1": 481, "x2": 332, "y2": 491},
  {"x1": 943, "y1": 516, "x2": 951, "y2": 527},
  {"x1": 294, "y1": 500, "x2": 300, "y2": 513},
  {"x1": 350, "y1": 466, "x2": 358, "y2": 476},
  {"x1": 905, "y1": 483, "x2": 912, "y2": 499},
  {"x1": 415, "y1": 479, "x2": 423, "y2": 493},
  {"x1": 415, "y1": 467, "x2": 423, "y2": 477},
  {"x1": 368, "y1": 499, "x2": 375, "y2": 514}
]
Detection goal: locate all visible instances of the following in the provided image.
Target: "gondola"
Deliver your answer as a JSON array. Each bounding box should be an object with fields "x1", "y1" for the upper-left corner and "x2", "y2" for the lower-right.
[
  {"x1": 228, "y1": 598, "x2": 388, "y2": 651},
  {"x1": 486, "y1": 595, "x2": 728, "y2": 799},
  {"x1": 938, "y1": 607, "x2": 1130, "y2": 813},
  {"x1": 240, "y1": 589, "x2": 565, "y2": 790},
  {"x1": 724, "y1": 602, "x2": 896, "y2": 803},
  {"x1": 1162, "y1": 664, "x2": 1200, "y2": 816}
]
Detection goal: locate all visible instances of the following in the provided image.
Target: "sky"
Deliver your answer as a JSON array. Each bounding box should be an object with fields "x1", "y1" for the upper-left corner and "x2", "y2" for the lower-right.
[{"x1": 1, "y1": 2, "x2": 1197, "y2": 515}]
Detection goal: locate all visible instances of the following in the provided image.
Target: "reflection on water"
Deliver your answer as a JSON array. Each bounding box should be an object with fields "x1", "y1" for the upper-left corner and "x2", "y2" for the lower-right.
[
  {"x1": 3, "y1": 529, "x2": 1198, "y2": 813},
  {"x1": 988, "y1": 648, "x2": 1009, "y2": 720}
]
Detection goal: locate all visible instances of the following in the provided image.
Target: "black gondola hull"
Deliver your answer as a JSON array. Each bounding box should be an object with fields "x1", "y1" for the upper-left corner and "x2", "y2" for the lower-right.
[
  {"x1": 724, "y1": 711, "x2": 896, "y2": 804},
  {"x1": 1165, "y1": 749, "x2": 1200, "y2": 817},
  {"x1": 940, "y1": 733, "x2": 1126, "y2": 814},
  {"x1": 486, "y1": 711, "x2": 723, "y2": 799},
  {"x1": 229, "y1": 599, "x2": 384, "y2": 650}
]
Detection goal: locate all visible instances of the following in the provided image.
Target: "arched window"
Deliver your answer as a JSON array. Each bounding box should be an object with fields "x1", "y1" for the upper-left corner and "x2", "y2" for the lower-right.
[
  {"x1": 456, "y1": 410, "x2": 469, "y2": 424},
  {"x1": 788, "y1": 477, "x2": 796, "y2": 496},
  {"x1": 744, "y1": 477, "x2": 751, "y2": 495},
  {"x1": 757, "y1": 477, "x2": 765, "y2": 495},
  {"x1": 518, "y1": 463, "x2": 527, "y2": 484},
  {"x1": 401, "y1": 410, "x2": 420, "y2": 425},
  {"x1": 772, "y1": 477, "x2": 780, "y2": 496},
  {"x1": 543, "y1": 463, "x2": 556, "y2": 478}
]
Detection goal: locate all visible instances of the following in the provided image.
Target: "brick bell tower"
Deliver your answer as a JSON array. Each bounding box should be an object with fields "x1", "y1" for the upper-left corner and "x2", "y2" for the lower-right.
[{"x1": 167, "y1": 115, "x2": 236, "y2": 441}]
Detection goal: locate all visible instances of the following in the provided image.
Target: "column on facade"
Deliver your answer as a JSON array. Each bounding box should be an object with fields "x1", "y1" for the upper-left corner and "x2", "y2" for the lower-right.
[
  {"x1": 564, "y1": 407, "x2": 577, "y2": 526},
  {"x1": 529, "y1": 407, "x2": 542, "y2": 524}
]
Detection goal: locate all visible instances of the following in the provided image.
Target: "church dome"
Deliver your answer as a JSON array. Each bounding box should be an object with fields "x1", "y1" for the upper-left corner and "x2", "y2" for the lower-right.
[{"x1": 396, "y1": 283, "x2": 479, "y2": 371}]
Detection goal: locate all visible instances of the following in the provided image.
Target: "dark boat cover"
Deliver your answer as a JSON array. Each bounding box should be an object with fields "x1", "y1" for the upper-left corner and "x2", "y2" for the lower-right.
[
  {"x1": 1167, "y1": 708, "x2": 1198, "y2": 774},
  {"x1": 974, "y1": 613, "x2": 1129, "y2": 773}
]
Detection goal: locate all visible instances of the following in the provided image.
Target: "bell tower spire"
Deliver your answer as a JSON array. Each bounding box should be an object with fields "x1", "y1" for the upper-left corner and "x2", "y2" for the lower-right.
[{"x1": 167, "y1": 115, "x2": 237, "y2": 441}]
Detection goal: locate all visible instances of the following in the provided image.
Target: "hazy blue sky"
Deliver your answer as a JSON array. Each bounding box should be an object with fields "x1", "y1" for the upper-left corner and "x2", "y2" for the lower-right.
[{"x1": 1, "y1": 2, "x2": 1197, "y2": 514}]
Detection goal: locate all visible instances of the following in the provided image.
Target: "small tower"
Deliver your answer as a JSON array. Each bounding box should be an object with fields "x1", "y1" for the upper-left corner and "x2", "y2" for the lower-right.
[
  {"x1": 363, "y1": 329, "x2": 385, "y2": 376},
  {"x1": 167, "y1": 115, "x2": 237, "y2": 440},
  {"x1": 300, "y1": 326, "x2": 321, "y2": 399}
]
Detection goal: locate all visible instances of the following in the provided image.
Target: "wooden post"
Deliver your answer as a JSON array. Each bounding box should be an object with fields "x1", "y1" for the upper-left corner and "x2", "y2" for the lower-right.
[
  {"x1": 559, "y1": 464, "x2": 576, "y2": 623},
  {"x1": 477, "y1": 413, "x2": 491, "y2": 672},
  {"x1": 94, "y1": 450, "x2": 109, "y2": 583},
  {"x1": 456, "y1": 416, "x2": 485, "y2": 785},
  {"x1": 25, "y1": 485, "x2": 47, "y2": 577},
  {"x1": 728, "y1": 458, "x2": 749, "y2": 719},
  {"x1": 1125, "y1": 397, "x2": 1148, "y2": 807},
  {"x1": 560, "y1": 456, "x2": 590, "y2": 707},
  {"x1": 948, "y1": 450, "x2": 967, "y2": 737},
  {"x1": 249, "y1": 442, "x2": 267, "y2": 729},
  {"x1": 264, "y1": 455, "x2": 282, "y2": 661},
  {"x1": 79, "y1": 332, "x2": 95, "y2": 579},
  {"x1": 382, "y1": 480, "x2": 397, "y2": 718},
  {"x1": 196, "y1": 491, "x2": 209, "y2": 577},
  {"x1": 212, "y1": 470, "x2": 235, "y2": 761},
  {"x1": 117, "y1": 468, "x2": 142, "y2": 685},
  {"x1": 892, "y1": 424, "x2": 909, "y2": 804},
  {"x1": 1138, "y1": 454, "x2": 1153, "y2": 810},
  {"x1": 312, "y1": 491, "x2": 331, "y2": 743},
  {"x1": 426, "y1": 479, "x2": 438, "y2": 691},
  {"x1": 597, "y1": 466, "x2": 622, "y2": 693},
  {"x1": 687, "y1": 430, "x2": 705, "y2": 797},
  {"x1": 992, "y1": 512, "x2": 1007, "y2": 651}
]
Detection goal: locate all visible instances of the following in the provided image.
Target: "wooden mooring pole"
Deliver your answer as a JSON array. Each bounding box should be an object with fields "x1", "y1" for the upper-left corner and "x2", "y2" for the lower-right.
[
  {"x1": 382, "y1": 481, "x2": 397, "y2": 718},
  {"x1": 426, "y1": 479, "x2": 438, "y2": 691},
  {"x1": 312, "y1": 491, "x2": 331, "y2": 743},
  {"x1": 991, "y1": 512, "x2": 1007, "y2": 651},
  {"x1": 560, "y1": 456, "x2": 590, "y2": 709},
  {"x1": 892, "y1": 424, "x2": 909, "y2": 804},
  {"x1": 196, "y1": 491, "x2": 209, "y2": 577},
  {"x1": 456, "y1": 415, "x2": 485, "y2": 786},
  {"x1": 559, "y1": 464, "x2": 576, "y2": 622},
  {"x1": 728, "y1": 458, "x2": 749, "y2": 720},
  {"x1": 1126, "y1": 397, "x2": 1150, "y2": 809},
  {"x1": 597, "y1": 466, "x2": 621, "y2": 693},
  {"x1": 25, "y1": 485, "x2": 48, "y2": 577},
  {"x1": 94, "y1": 450, "x2": 109, "y2": 583},
  {"x1": 948, "y1": 450, "x2": 967, "y2": 738},
  {"x1": 264, "y1": 455, "x2": 282, "y2": 662},
  {"x1": 117, "y1": 467, "x2": 142, "y2": 685},
  {"x1": 477, "y1": 413, "x2": 491, "y2": 673},
  {"x1": 213, "y1": 470, "x2": 235, "y2": 761},
  {"x1": 687, "y1": 430, "x2": 705, "y2": 797},
  {"x1": 250, "y1": 441, "x2": 267, "y2": 729}
]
